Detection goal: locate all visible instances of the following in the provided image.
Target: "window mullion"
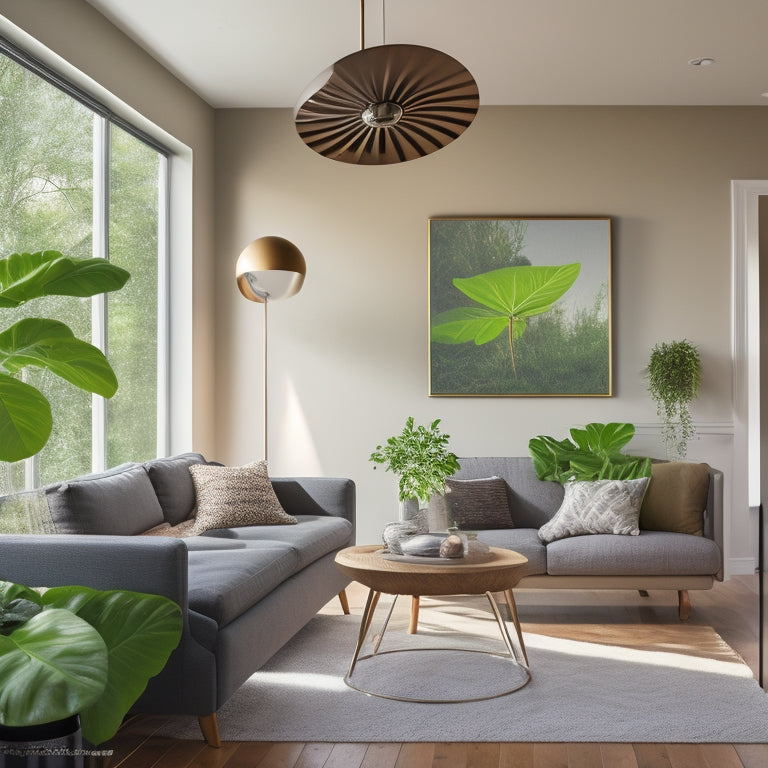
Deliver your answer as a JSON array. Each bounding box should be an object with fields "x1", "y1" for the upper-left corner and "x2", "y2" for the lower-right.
[{"x1": 91, "y1": 114, "x2": 109, "y2": 473}]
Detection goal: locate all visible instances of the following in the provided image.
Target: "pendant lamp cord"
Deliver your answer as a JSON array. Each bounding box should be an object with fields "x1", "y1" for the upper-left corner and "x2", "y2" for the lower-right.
[
  {"x1": 360, "y1": 0, "x2": 365, "y2": 50},
  {"x1": 359, "y1": 0, "x2": 385, "y2": 51}
]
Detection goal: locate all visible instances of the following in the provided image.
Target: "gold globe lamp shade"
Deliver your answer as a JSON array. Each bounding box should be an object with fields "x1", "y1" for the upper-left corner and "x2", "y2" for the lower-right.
[
  {"x1": 235, "y1": 236, "x2": 306, "y2": 461},
  {"x1": 236, "y1": 236, "x2": 306, "y2": 303}
]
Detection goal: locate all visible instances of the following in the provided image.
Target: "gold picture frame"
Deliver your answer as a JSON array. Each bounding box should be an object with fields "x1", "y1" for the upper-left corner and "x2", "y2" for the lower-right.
[{"x1": 429, "y1": 217, "x2": 612, "y2": 397}]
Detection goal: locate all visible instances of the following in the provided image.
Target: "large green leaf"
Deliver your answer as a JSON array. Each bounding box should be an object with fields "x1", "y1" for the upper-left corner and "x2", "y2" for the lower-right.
[
  {"x1": 430, "y1": 307, "x2": 514, "y2": 345},
  {"x1": 529, "y1": 422, "x2": 651, "y2": 484},
  {"x1": 0, "y1": 318, "x2": 118, "y2": 397},
  {"x1": 0, "y1": 251, "x2": 129, "y2": 308},
  {"x1": 0, "y1": 608, "x2": 107, "y2": 727},
  {"x1": 41, "y1": 586, "x2": 183, "y2": 745},
  {"x1": 0, "y1": 372, "x2": 52, "y2": 462},
  {"x1": 452, "y1": 264, "x2": 581, "y2": 318}
]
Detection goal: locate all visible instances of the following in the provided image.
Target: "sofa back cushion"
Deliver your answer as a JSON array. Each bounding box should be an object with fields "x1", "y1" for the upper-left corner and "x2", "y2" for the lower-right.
[
  {"x1": 640, "y1": 461, "x2": 710, "y2": 536},
  {"x1": 144, "y1": 452, "x2": 207, "y2": 525},
  {"x1": 454, "y1": 457, "x2": 564, "y2": 528},
  {"x1": 46, "y1": 463, "x2": 164, "y2": 535}
]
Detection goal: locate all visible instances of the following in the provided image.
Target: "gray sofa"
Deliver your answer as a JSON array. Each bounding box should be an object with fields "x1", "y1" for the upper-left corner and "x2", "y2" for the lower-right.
[
  {"x1": 443, "y1": 457, "x2": 723, "y2": 620},
  {"x1": 0, "y1": 452, "x2": 356, "y2": 747}
]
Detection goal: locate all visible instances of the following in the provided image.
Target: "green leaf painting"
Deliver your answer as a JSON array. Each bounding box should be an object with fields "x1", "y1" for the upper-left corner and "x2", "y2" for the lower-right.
[
  {"x1": 432, "y1": 264, "x2": 581, "y2": 375},
  {"x1": 429, "y1": 218, "x2": 611, "y2": 396}
]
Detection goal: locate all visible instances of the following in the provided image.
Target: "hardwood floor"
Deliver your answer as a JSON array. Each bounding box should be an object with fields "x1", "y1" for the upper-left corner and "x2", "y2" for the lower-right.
[{"x1": 105, "y1": 576, "x2": 767, "y2": 768}]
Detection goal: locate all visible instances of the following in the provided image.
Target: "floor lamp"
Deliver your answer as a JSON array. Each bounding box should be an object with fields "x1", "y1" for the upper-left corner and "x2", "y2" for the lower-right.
[{"x1": 235, "y1": 236, "x2": 306, "y2": 461}]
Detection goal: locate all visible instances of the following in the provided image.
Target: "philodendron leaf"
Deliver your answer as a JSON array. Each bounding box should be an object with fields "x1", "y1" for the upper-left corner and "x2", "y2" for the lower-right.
[
  {"x1": 570, "y1": 422, "x2": 636, "y2": 454},
  {"x1": 0, "y1": 318, "x2": 118, "y2": 397},
  {"x1": 42, "y1": 586, "x2": 183, "y2": 745},
  {"x1": 0, "y1": 251, "x2": 129, "y2": 309},
  {"x1": 452, "y1": 264, "x2": 581, "y2": 318},
  {"x1": 0, "y1": 372, "x2": 52, "y2": 463},
  {"x1": 0, "y1": 608, "x2": 107, "y2": 728},
  {"x1": 0, "y1": 599, "x2": 42, "y2": 635},
  {"x1": 430, "y1": 307, "x2": 515, "y2": 345}
]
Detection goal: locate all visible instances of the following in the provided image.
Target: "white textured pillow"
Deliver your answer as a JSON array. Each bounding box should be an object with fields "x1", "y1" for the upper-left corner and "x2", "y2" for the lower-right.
[
  {"x1": 538, "y1": 477, "x2": 649, "y2": 544},
  {"x1": 189, "y1": 461, "x2": 297, "y2": 534}
]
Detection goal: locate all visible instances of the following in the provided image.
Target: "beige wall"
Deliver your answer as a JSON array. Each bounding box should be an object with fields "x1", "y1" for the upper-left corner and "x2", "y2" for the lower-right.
[
  {"x1": 0, "y1": 0, "x2": 218, "y2": 455},
  {"x1": 215, "y1": 106, "x2": 768, "y2": 562}
]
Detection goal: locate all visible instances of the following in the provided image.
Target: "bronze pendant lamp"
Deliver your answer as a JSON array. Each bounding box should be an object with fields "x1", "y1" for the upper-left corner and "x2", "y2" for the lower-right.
[{"x1": 294, "y1": 0, "x2": 479, "y2": 165}]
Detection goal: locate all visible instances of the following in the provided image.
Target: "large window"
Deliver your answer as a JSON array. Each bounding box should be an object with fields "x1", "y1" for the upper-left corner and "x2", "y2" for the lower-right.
[{"x1": 0, "y1": 44, "x2": 168, "y2": 494}]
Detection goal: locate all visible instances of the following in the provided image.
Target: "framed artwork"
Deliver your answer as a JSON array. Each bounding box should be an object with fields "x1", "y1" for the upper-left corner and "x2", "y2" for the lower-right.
[{"x1": 429, "y1": 217, "x2": 612, "y2": 397}]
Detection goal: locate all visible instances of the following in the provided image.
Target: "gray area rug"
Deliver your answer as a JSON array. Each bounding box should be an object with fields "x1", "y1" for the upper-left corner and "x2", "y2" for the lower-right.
[{"x1": 158, "y1": 611, "x2": 768, "y2": 743}]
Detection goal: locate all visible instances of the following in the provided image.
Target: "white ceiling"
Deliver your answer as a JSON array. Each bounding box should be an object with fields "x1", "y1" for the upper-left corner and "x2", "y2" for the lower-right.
[{"x1": 84, "y1": 0, "x2": 768, "y2": 109}]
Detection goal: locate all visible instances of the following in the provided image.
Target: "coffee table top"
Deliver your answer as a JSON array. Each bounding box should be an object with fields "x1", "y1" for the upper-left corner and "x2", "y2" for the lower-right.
[{"x1": 335, "y1": 544, "x2": 528, "y2": 596}]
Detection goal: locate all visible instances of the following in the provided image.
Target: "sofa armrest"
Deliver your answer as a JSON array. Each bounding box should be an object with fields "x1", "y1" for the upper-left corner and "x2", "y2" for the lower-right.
[
  {"x1": 0, "y1": 534, "x2": 189, "y2": 609},
  {"x1": 704, "y1": 468, "x2": 724, "y2": 579},
  {"x1": 271, "y1": 477, "x2": 356, "y2": 540}
]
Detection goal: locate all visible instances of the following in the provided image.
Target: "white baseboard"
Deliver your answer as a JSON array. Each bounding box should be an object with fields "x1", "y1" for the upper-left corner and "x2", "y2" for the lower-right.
[{"x1": 727, "y1": 557, "x2": 758, "y2": 578}]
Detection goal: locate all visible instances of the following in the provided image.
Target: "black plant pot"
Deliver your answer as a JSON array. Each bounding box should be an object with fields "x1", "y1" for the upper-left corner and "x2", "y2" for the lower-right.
[{"x1": 0, "y1": 715, "x2": 111, "y2": 768}]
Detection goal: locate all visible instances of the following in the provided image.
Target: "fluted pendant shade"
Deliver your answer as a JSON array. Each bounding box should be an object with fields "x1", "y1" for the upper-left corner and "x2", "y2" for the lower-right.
[
  {"x1": 294, "y1": 43, "x2": 479, "y2": 165},
  {"x1": 236, "y1": 236, "x2": 306, "y2": 303}
]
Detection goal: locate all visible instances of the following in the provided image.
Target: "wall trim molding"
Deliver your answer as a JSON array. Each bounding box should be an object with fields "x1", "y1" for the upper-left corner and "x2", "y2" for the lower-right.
[{"x1": 728, "y1": 557, "x2": 758, "y2": 577}]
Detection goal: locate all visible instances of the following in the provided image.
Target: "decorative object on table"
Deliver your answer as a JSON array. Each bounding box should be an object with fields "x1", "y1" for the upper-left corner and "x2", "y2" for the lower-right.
[
  {"x1": 0, "y1": 250, "x2": 130, "y2": 463},
  {"x1": 399, "y1": 532, "x2": 463, "y2": 559},
  {"x1": 529, "y1": 422, "x2": 651, "y2": 484},
  {"x1": 647, "y1": 339, "x2": 701, "y2": 460},
  {"x1": 369, "y1": 416, "x2": 460, "y2": 524},
  {"x1": 294, "y1": 0, "x2": 478, "y2": 165},
  {"x1": 429, "y1": 217, "x2": 611, "y2": 396},
  {"x1": 236, "y1": 236, "x2": 306, "y2": 461},
  {"x1": 382, "y1": 520, "x2": 423, "y2": 555},
  {"x1": 0, "y1": 579, "x2": 182, "y2": 746}
]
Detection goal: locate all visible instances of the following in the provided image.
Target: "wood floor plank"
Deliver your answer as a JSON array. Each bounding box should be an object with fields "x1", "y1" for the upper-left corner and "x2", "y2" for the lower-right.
[
  {"x1": 698, "y1": 743, "x2": 748, "y2": 768},
  {"x1": 565, "y1": 743, "x2": 603, "y2": 768},
  {"x1": 221, "y1": 742, "x2": 273, "y2": 768},
  {"x1": 466, "y1": 743, "x2": 501, "y2": 768},
  {"x1": 632, "y1": 743, "x2": 673, "y2": 768},
  {"x1": 152, "y1": 739, "x2": 209, "y2": 768},
  {"x1": 532, "y1": 743, "x2": 568, "y2": 768},
  {"x1": 324, "y1": 743, "x2": 369, "y2": 768},
  {"x1": 254, "y1": 742, "x2": 305, "y2": 768},
  {"x1": 733, "y1": 743, "x2": 768, "y2": 768},
  {"x1": 432, "y1": 742, "x2": 467, "y2": 767},
  {"x1": 601, "y1": 743, "x2": 639, "y2": 768},
  {"x1": 499, "y1": 743, "x2": 535, "y2": 768},
  {"x1": 394, "y1": 743, "x2": 434, "y2": 768},
  {"x1": 186, "y1": 741, "x2": 240, "y2": 768},
  {"x1": 360, "y1": 743, "x2": 402, "y2": 768},
  {"x1": 665, "y1": 744, "x2": 709, "y2": 768},
  {"x1": 292, "y1": 742, "x2": 335, "y2": 768}
]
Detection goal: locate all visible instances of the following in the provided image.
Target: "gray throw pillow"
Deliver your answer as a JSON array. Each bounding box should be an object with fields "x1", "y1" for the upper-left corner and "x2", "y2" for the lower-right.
[
  {"x1": 538, "y1": 477, "x2": 649, "y2": 544},
  {"x1": 444, "y1": 476, "x2": 514, "y2": 530},
  {"x1": 189, "y1": 461, "x2": 297, "y2": 534}
]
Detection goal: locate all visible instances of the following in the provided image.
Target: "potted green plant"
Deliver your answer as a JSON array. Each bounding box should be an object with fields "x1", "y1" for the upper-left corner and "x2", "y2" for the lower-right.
[
  {"x1": 369, "y1": 417, "x2": 460, "y2": 524},
  {"x1": 0, "y1": 580, "x2": 182, "y2": 750},
  {"x1": 647, "y1": 340, "x2": 701, "y2": 460},
  {"x1": 529, "y1": 422, "x2": 651, "y2": 483},
  {"x1": 0, "y1": 250, "x2": 129, "y2": 463}
]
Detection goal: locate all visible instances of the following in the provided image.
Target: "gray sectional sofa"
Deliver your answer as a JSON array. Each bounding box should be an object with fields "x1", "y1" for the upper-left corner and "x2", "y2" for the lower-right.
[
  {"x1": 443, "y1": 457, "x2": 723, "y2": 620},
  {"x1": 0, "y1": 452, "x2": 356, "y2": 747}
]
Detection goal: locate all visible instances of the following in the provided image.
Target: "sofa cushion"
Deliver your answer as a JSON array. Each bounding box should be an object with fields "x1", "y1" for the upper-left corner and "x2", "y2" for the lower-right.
[
  {"x1": 444, "y1": 477, "x2": 514, "y2": 530},
  {"x1": 187, "y1": 543, "x2": 299, "y2": 626},
  {"x1": 45, "y1": 463, "x2": 164, "y2": 535},
  {"x1": 201, "y1": 515, "x2": 353, "y2": 569},
  {"x1": 538, "y1": 477, "x2": 649, "y2": 544},
  {"x1": 189, "y1": 461, "x2": 297, "y2": 534},
  {"x1": 145, "y1": 453, "x2": 207, "y2": 525},
  {"x1": 476, "y1": 528, "x2": 547, "y2": 577},
  {"x1": 640, "y1": 462, "x2": 710, "y2": 536},
  {"x1": 546, "y1": 530, "x2": 722, "y2": 576}
]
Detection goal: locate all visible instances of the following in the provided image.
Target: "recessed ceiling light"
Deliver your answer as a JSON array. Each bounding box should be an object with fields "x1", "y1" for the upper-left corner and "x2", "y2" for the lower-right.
[{"x1": 688, "y1": 57, "x2": 715, "y2": 66}]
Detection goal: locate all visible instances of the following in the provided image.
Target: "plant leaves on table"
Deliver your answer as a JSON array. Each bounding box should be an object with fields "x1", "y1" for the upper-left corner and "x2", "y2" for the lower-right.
[{"x1": 41, "y1": 586, "x2": 183, "y2": 745}]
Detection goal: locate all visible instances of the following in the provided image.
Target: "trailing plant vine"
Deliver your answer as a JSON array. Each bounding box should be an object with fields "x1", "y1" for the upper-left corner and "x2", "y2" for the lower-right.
[{"x1": 647, "y1": 339, "x2": 701, "y2": 460}]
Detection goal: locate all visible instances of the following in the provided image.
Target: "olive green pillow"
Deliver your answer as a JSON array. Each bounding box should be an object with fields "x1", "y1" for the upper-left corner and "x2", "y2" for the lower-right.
[{"x1": 639, "y1": 462, "x2": 710, "y2": 536}]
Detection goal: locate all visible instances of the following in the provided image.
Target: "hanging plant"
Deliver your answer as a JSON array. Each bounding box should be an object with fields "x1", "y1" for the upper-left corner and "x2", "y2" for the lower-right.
[{"x1": 647, "y1": 340, "x2": 701, "y2": 460}]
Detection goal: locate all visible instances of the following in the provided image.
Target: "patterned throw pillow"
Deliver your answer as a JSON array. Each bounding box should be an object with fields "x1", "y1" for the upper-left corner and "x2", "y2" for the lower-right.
[
  {"x1": 189, "y1": 461, "x2": 297, "y2": 534},
  {"x1": 443, "y1": 476, "x2": 514, "y2": 530},
  {"x1": 538, "y1": 477, "x2": 649, "y2": 544}
]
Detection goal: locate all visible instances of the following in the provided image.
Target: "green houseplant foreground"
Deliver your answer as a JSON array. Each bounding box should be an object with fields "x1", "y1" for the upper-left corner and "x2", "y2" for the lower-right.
[
  {"x1": 0, "y1": 580, "x2": 182, "y2": 746},
  {"x1": 0, "y1": 250, "x2": 130, "y2": 463}
]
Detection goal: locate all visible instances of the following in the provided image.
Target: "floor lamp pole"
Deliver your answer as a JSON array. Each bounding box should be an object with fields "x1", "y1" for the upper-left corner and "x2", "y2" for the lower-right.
[{"x1": 263, "y1": 297, "x2": 269, "y2": 462}]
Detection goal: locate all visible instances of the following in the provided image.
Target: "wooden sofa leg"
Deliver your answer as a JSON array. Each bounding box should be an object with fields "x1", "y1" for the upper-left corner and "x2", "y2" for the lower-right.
[
  {"x1": 678, "y1": 590, "x2": 692, "y2": 621},
  {"x1": 198, "y1": 713, "x2": 221, "y2": 748},
  {"x1": 338, "y1": 589, "x2": 350, "y2": 614}
]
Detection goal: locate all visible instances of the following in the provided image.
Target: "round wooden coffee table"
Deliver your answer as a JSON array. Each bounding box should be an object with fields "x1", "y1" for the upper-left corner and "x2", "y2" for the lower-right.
[{"x1": 334, "y1": 544, "x2": 530, "y2": 702}]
